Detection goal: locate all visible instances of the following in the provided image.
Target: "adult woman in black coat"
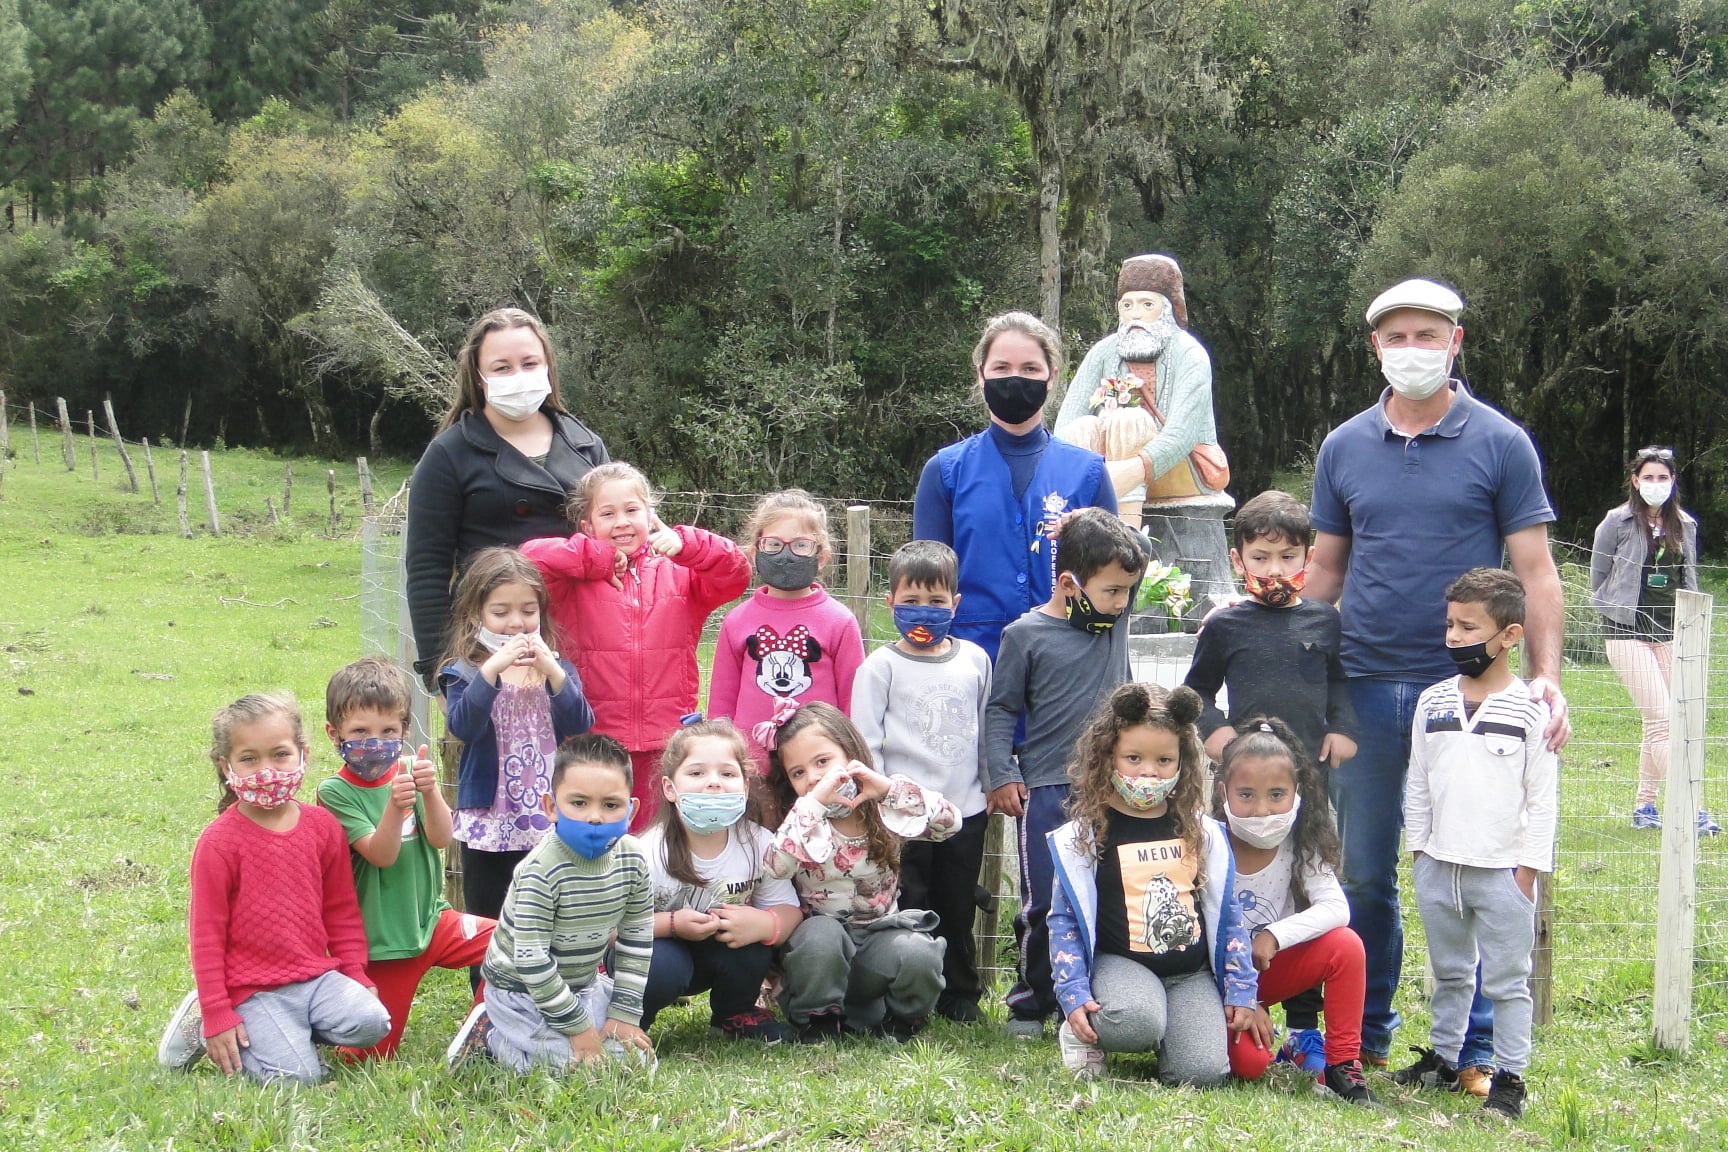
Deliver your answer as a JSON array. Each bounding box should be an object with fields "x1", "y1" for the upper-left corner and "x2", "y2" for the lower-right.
[{"x1": 405, "y1": 308, "x2": 609, "y2": 687}]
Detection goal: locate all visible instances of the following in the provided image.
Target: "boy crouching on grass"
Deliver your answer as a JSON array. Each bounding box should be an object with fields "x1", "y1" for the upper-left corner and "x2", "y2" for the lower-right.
[
  {"x1": 447, "y1": 733, "x2": 655, "y2": 1073},
  {"x1": 1402, "y1": 568, "x2": 1556, "y2": 1121}
]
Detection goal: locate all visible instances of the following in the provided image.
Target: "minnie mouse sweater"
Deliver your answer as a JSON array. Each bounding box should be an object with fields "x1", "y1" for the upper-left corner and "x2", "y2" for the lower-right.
[{"x1": 710, "y1": 584, "x2": 865, "y2": 766}]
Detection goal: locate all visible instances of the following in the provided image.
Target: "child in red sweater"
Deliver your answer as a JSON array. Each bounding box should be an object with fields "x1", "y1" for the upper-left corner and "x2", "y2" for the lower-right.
[
  {"x1": 522, "y1": 462, "x2": 750, "y2": 830},
  {"x1": 157, "y1": 694, "x2": 389, "y2": 1084}
]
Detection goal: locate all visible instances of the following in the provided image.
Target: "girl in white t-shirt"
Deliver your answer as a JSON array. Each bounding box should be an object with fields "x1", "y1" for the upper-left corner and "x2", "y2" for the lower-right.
[
  {"x1": 1214, "y1": 716, "x2": 1371, "y2": 1104},
  {"x1": 637, "y1": 720, "x2": 803, "y2": 1043}
]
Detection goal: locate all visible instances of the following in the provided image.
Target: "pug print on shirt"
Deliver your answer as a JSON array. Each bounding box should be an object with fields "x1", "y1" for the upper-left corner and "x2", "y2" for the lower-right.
[{"x1": 1093, "y1": 808, "x2": 1208, "y2": 977}]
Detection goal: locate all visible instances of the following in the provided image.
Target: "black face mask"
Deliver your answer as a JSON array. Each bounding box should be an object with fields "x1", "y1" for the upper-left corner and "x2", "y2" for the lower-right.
[
  {"x1": 1063, "y1": 584, "x2": 1118, "y2": 635},
  {"x1": 755, "y1": 549, "x2": 820, "y2": 592},
  {"x1": 983, "y1": 375, "x2": 1050, "y2": 425},
  {"x1": 1445, "y1": 639, "x2": 1499, "y2": 679}
]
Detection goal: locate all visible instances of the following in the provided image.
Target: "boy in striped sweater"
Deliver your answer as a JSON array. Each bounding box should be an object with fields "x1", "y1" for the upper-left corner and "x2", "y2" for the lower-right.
[{"x1": 447, "y1": 734, "x2": 655, "y2": 1072}]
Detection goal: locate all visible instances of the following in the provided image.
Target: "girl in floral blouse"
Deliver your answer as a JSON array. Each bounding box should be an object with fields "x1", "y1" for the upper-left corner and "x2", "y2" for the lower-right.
[{"x1": 762, "y1": 701, "x2": 960, "y2": 1043}]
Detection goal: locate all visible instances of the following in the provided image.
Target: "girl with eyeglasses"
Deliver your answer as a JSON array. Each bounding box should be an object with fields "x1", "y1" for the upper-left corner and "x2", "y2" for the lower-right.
[
  {"x1": 1589, "y1": 447, "x2": 1717, "y2": 834},
  {"x1": 711, "y1": 490, "x2": 866, "y2": 766}
]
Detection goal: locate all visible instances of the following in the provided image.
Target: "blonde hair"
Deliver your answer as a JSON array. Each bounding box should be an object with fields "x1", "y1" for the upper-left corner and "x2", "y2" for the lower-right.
[
  {"x1": 741, "y1": 489, "x2": 830, "y2": 560},
  {"x1": 972, "y1": 311, "x2": 1064, "y2": 379},
  {"x1": 565, "y1": 461, "x2": 657, "y2": 526},
  {"x1": 210, "y1": 693, "x2": 306, "y2": 813},
  {"x1": 438, "y1": 547, "x2": 558, "y2": 673},
  {"x1": 438, "y1": 308, "x2": 567, "y2": 433},
  {"x1": 1067, "y1": 683, "x2": 1208, "y2": 876}
]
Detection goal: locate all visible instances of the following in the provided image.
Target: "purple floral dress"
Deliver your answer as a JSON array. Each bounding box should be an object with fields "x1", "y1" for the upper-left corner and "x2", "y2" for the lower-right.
[{"x1": 452, "y1": 680, "x2": 556, "y2": 852}]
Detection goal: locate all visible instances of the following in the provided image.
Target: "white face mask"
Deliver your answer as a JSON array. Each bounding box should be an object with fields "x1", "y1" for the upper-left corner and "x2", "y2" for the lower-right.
[
  {"x1": 1379, "y1": 346, "x2": 1451, "y2": 400},
  {"x1": 483, "y1": 367, "x2": 552, "y2": 422},
  {"x1": 1225, "y1": 794, "x2": 1301, "y2": 850},
  {"x1": 1638, "y1": 480, "x2": 1673, "y2": 508},
  {"x1": 477, "y1": 625, "x2": 540, "y2": 653}
]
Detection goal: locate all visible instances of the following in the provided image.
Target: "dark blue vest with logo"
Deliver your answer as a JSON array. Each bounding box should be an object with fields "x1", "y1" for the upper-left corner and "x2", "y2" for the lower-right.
[{"x1": 935, "y1": 431, "x2": 1108, "y2": 660}]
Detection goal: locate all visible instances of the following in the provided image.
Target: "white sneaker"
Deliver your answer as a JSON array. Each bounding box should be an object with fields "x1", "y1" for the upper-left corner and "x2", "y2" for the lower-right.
[
  {"x1": 446, "y1": 1002, "x2": 494, "y2": 1069},
  {"x1": 1058, "y1": 1021, "x2": 1106, "y2": 1080},
  {"x1": 157, "y1": 990, "x2": 205, "y2": 1070}
]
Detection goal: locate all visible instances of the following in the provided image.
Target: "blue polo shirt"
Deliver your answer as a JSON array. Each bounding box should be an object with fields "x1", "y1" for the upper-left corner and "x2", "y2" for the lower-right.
[{"x1": 1310, "y1": 382, "x2": 1554, "y2": 683}]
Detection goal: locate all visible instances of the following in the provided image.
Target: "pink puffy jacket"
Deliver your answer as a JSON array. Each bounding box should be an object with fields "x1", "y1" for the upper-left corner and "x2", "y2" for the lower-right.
[{"x1": 521, "y1": 526, "x2": 751, "y2": 752}]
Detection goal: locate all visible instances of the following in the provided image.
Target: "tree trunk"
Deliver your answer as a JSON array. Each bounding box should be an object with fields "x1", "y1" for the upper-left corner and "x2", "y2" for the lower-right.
[{"x1": 1036, "y1": 142, "x2": 1063, "y2": 332}]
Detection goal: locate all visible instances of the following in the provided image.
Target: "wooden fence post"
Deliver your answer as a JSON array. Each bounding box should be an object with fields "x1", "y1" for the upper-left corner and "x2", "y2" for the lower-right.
[
  {"x1": 200, "y1": 450, "x2": 221, "y2": 536},
  {"x1": 266, "y1": 496, "x2": 280, "y2": 525},
  {"x1": 102, "y1": 398, "x2": 139, "y2": 493},
  {"x1": 0, "y1": 390, "x2": 8, "y2": 457},
  {"x1": 86, "y1": 411, "x2": 98, "y2": 481},
  {"x1": 29, "y1": 403, "x2": 40, "y2": 465},
  {"x1": 974, "y1": 812, "x2": 1011, "y2": 988},
  {"x1": 283, "y1": 463, "x2": 293, "y2": 516},
  {"x1": 357, "y1": 456, "x2": 375, "y2": 515},
  {"x1": 141, "y1": 438, "x2": 160, "y2": 505},
  {"x1": 56, "y1": 397, "x2": 74, "y2": 471},
  {"x1": 1653, "y1": 589, "x2": 1712, "y2": 1052},
  {"x1": 845, "y1": 504, "x2": 871, "y2": 635},
  {"x1": 327, "y1": 469, "x2": 338, "y2": 536},
  {"x1": 1531, "y1": 871, "x2": 1555, "y2": 1028},
  {"x1": 176, "y1": 451, "x2": 191, "y2": 538}
]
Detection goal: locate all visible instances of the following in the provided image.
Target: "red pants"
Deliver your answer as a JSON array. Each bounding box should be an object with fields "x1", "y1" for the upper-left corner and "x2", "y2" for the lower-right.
[
  {"x1": 630, "y1": 748, "x2": 664, "y2": 832},
  {"x1": 340, "y1": 909, "x2": 494, "y2": 1061},
  {"x1": 1230, "y1": 926, "x2": 1365, "y2": 1079}
]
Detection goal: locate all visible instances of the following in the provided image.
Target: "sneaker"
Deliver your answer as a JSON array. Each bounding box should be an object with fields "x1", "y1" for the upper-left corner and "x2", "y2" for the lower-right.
[
  {"x1": 1391, "y1": 1046, "x2": 1460, "y2": 1090},
  {"x1": 936, "y1": 997, "x2": 982, "y2": 1024},
  {"x1": 1632, "y1": 803, "x2": 1661, "y2": 830},
  {"x1": 157, "y1": 990, "x2": 205, "y2": 1070},
  {"x1": 446, "y1": 1002, "x2": 495, "y2": 1069},
  {"x1": 1699, "y1": 810, "x2": 1722, "y2": 836},
  {"x1": 1322, "y1": 1059, "x2": 1378, "y2": 1106},
  {"x1": 1276, "y1": 1027, "x2": 1327, "y2": 1076},
  {"x1": 793, "y1": 1010, "x2": 844, "y2": 1045},
  {"x1": 1005, "y1": 1014, "x2": 1047, "y2": 1040},
  {"x1": 1057, "y1": 1021, "x2": 1106, "y2": 1080},
  {"x1": 880, "y1": 1014, "x2": 928, "y2": 1044},
  {"x1": 1482, "y1": 1069, "x2": 1526, "y2": 1120},
  {"x1": 1457, "y1": 1064, "x2": 1494, "y2": 1098},
  {"x1": 713, "y1": 1006, "x2": 790, "y2": 1045}
]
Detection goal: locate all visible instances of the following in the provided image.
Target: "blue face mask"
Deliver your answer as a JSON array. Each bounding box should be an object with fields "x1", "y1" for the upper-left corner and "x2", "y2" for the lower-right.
[
  {"x1": 338, "y1": 737, "x2": 402, "y2": 783},
  {"x1": 553, "y1": 809, "x2": 632, "y2": 860},
  {"x1": 891, "y1": 604, "x2": 954, "y2": 648},
  {"x1": 675, "y1": 792, "x2": 749, "y2": 834}
]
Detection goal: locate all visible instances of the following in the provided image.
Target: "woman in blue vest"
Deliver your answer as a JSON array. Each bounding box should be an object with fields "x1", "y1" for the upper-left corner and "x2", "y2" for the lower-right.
[{"x1": 914, "y1": 311, "x2": 1117, "y2": 667}]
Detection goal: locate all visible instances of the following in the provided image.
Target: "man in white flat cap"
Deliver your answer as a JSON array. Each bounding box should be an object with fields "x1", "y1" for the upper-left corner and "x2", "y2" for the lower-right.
[{"x1": 1303, "y1": 278, "x2": 1569, "y2": 1091}]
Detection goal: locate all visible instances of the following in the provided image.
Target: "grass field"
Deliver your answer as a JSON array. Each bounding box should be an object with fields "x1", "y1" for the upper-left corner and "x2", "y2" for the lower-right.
[{"x1": 1, "y1": 435, "x2": 1725, "y2": 1150}]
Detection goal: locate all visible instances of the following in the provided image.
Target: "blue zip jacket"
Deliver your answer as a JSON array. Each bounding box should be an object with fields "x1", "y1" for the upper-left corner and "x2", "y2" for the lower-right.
[{"x1": 441, "y1": 657, "x2": 594, "y2": 810}]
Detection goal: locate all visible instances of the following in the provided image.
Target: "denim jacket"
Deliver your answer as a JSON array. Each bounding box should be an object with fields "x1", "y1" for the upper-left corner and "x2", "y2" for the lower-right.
[
  {"x1": 1047, "y1": 814, "x2": 1257, "y2": 1018},
  {"x1": 1589, "y1": 503, "x2": 1698, "y2": 627}
]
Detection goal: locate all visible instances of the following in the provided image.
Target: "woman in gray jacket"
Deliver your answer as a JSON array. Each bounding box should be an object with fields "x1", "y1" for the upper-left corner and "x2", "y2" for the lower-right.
[{"x1": 1589, "y1": 446, "x2": 1714, "y2": 833}]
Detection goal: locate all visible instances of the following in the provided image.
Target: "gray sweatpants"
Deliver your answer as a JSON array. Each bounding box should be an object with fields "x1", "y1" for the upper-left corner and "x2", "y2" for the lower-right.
[
  {"x1": 234, "y1": 970, "x2": 390, "y2": 1085},
  {"x1": 1089, "y1": 953, "x2": 1229, "y2": 1086},
  {"x1": 1414, "y1": 854, "x2": 1535, "y2": 1074},
  {"x1": 778, "y1": 912, "x2": 946, "y2": 1030},
  {"x1": 484, "y1": 977, "x2": 612, "y2": 1074}
]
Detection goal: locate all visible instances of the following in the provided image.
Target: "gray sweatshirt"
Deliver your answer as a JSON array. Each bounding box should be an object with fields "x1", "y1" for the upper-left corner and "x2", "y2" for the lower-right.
[
  {"x1": 985, "y1": 609, "x2": 1133, "y2": 791},
  {"x1": 853, "y1": 640, "x2": 993, "y2": 818}
]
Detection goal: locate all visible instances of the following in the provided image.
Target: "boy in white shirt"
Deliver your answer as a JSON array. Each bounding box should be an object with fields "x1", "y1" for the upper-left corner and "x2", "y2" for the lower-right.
[{"x1": 1403, "y1": 567, "x2": 1557, "y2": 1121}]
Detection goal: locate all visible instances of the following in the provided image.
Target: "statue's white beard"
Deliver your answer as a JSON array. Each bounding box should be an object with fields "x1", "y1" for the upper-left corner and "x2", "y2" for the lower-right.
[{"x1": 1118, "y1": 314, "x2": 1177, "y2": 360}]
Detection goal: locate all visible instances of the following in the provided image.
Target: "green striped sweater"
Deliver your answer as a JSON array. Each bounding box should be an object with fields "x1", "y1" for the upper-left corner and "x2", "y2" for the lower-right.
[{"x1": 480, "y1": 833, "x2": 654, "y2": 1034}]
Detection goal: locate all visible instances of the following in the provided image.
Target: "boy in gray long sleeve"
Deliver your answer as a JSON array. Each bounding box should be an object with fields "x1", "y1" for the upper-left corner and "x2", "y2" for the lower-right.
[
  {"x1": 854, "y1": 541, "x2": 994, "y2": 1022},
  {"x1": 985, "y1": 510, "x2": 1150, "y2": 1036}
]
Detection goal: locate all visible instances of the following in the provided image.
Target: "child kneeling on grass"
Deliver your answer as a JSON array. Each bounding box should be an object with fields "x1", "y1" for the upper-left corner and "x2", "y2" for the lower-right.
[
  {"x1": 447, "y1": 733, "x2": 655, "y2": 1073},
  {"x1": 159, "y1": 694, "x2": 389, "y2": 1084}
]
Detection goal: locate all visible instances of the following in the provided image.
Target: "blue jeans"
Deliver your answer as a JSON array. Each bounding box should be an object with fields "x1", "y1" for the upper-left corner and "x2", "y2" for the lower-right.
[{"x1": 1336, "y1": 679, "x2": 1492, "y2": 1065}]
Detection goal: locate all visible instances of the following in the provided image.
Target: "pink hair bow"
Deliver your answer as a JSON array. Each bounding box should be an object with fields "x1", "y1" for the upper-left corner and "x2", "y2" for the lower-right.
[{"x1": 752, "y1": 696, "x2": 803, "y2": 751}]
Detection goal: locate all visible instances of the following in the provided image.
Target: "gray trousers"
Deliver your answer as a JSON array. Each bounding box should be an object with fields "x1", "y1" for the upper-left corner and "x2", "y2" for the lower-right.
[
  {"x1": 778, "y1": 912, "x2": 945, "y2": 1030},
  {"x1": 1090, "y1": 952, "x2": 1229, "y2": 1086},
  {"x1": 1414, "y1": 854, "x2": 1535, "y2": 1074},
  {"x1": 484, "y1": 977, "x2": 612, "y2": 1074},
  {"x1": 234, "y1": 970, "x2": 390, "y2": 1085}
]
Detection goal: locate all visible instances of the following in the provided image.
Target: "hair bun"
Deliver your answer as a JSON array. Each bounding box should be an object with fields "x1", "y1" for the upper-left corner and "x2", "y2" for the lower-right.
[
  {"x1": 1111, "y1": 683, "x2": 1153, "y2": 723},
  {"x1": 1165, "y1": 685, "x2": 1203, "y2": 728}
]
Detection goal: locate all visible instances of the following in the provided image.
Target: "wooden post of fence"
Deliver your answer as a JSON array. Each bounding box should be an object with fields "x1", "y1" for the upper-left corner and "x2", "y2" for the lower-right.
[
  {"x1": 283, "y1": 463, "x2": 293, "y2": 516},
  {"x1": 0, "y1": 390, "x2": 8, "y2": 457},
  {"x1": 845, "y1": 504, "x2": 871, "y2": 635},
  {"x1": 176, "y1": 450, "x2": 191, "y2": 538},
  {"x1": 141, "y1": 439, "x2": 160, "y2": 505},
  {"x1": 327, "y1": 469, "x2": 338, "y2": 536},
  {"x1": 974, "y1": 813, "x2": 1011, "y2": 987},
  {"x1": 266, "y1": 496, "x2": 280, "y2": 525},
  {"x1": 1531, "y1": 871, "x2": 1555, "y2": 1027},
  {"x1": 357, "y1": 456, "x2": 375, "y2": 515},
  {"x1": 56, "y1": 398, "x2": 74, "y2": 471},
  {"x1": 1653, "y1": 588, "x2": 1712, "y2": 1052},
  {"x1": 200, "y1": 451, "x2": 221, "y2": 536},
  {"x1": 29, "y1": 403, "x2": 40, "y2": 464},
  {"x1": 86, "y1": 411, "x2": 98, "y2": 481},
  {"x1": 102, "y1": 398, "x2": 139, "y2": 493}
]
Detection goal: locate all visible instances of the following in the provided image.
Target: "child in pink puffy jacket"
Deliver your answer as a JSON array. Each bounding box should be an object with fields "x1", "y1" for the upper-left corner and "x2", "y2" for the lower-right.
[{"x1": 522, "y1": 463, "x2": 751, "y2": 829}]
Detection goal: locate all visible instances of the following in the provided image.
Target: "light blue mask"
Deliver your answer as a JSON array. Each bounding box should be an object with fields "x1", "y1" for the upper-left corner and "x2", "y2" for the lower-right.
[{"x1": 675, "y1": 792, "x2": 748, "y2": 834}]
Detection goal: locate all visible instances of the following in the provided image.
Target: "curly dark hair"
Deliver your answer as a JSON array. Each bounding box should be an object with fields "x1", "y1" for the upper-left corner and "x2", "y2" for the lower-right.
[
  {"x1": 765, "y1": 702, "x2": 899, "y2": 874},
  {"x1": 1066, "y1": 683, "x2": 1207, "y2": 880},
  {"x1": 1210, "y1": 716, "x2": 1342, "y2": 913}
]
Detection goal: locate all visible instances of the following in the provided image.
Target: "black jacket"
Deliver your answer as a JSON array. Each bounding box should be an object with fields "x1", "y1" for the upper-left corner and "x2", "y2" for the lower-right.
[{"x1": 404, "y1": 408, "x2": 608, "y2": 682}]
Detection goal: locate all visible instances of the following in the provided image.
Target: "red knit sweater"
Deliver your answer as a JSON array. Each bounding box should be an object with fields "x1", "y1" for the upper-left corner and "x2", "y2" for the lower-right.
[{"x1": 188, "y1": 803, "x2": 374, "y2": 1037}]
